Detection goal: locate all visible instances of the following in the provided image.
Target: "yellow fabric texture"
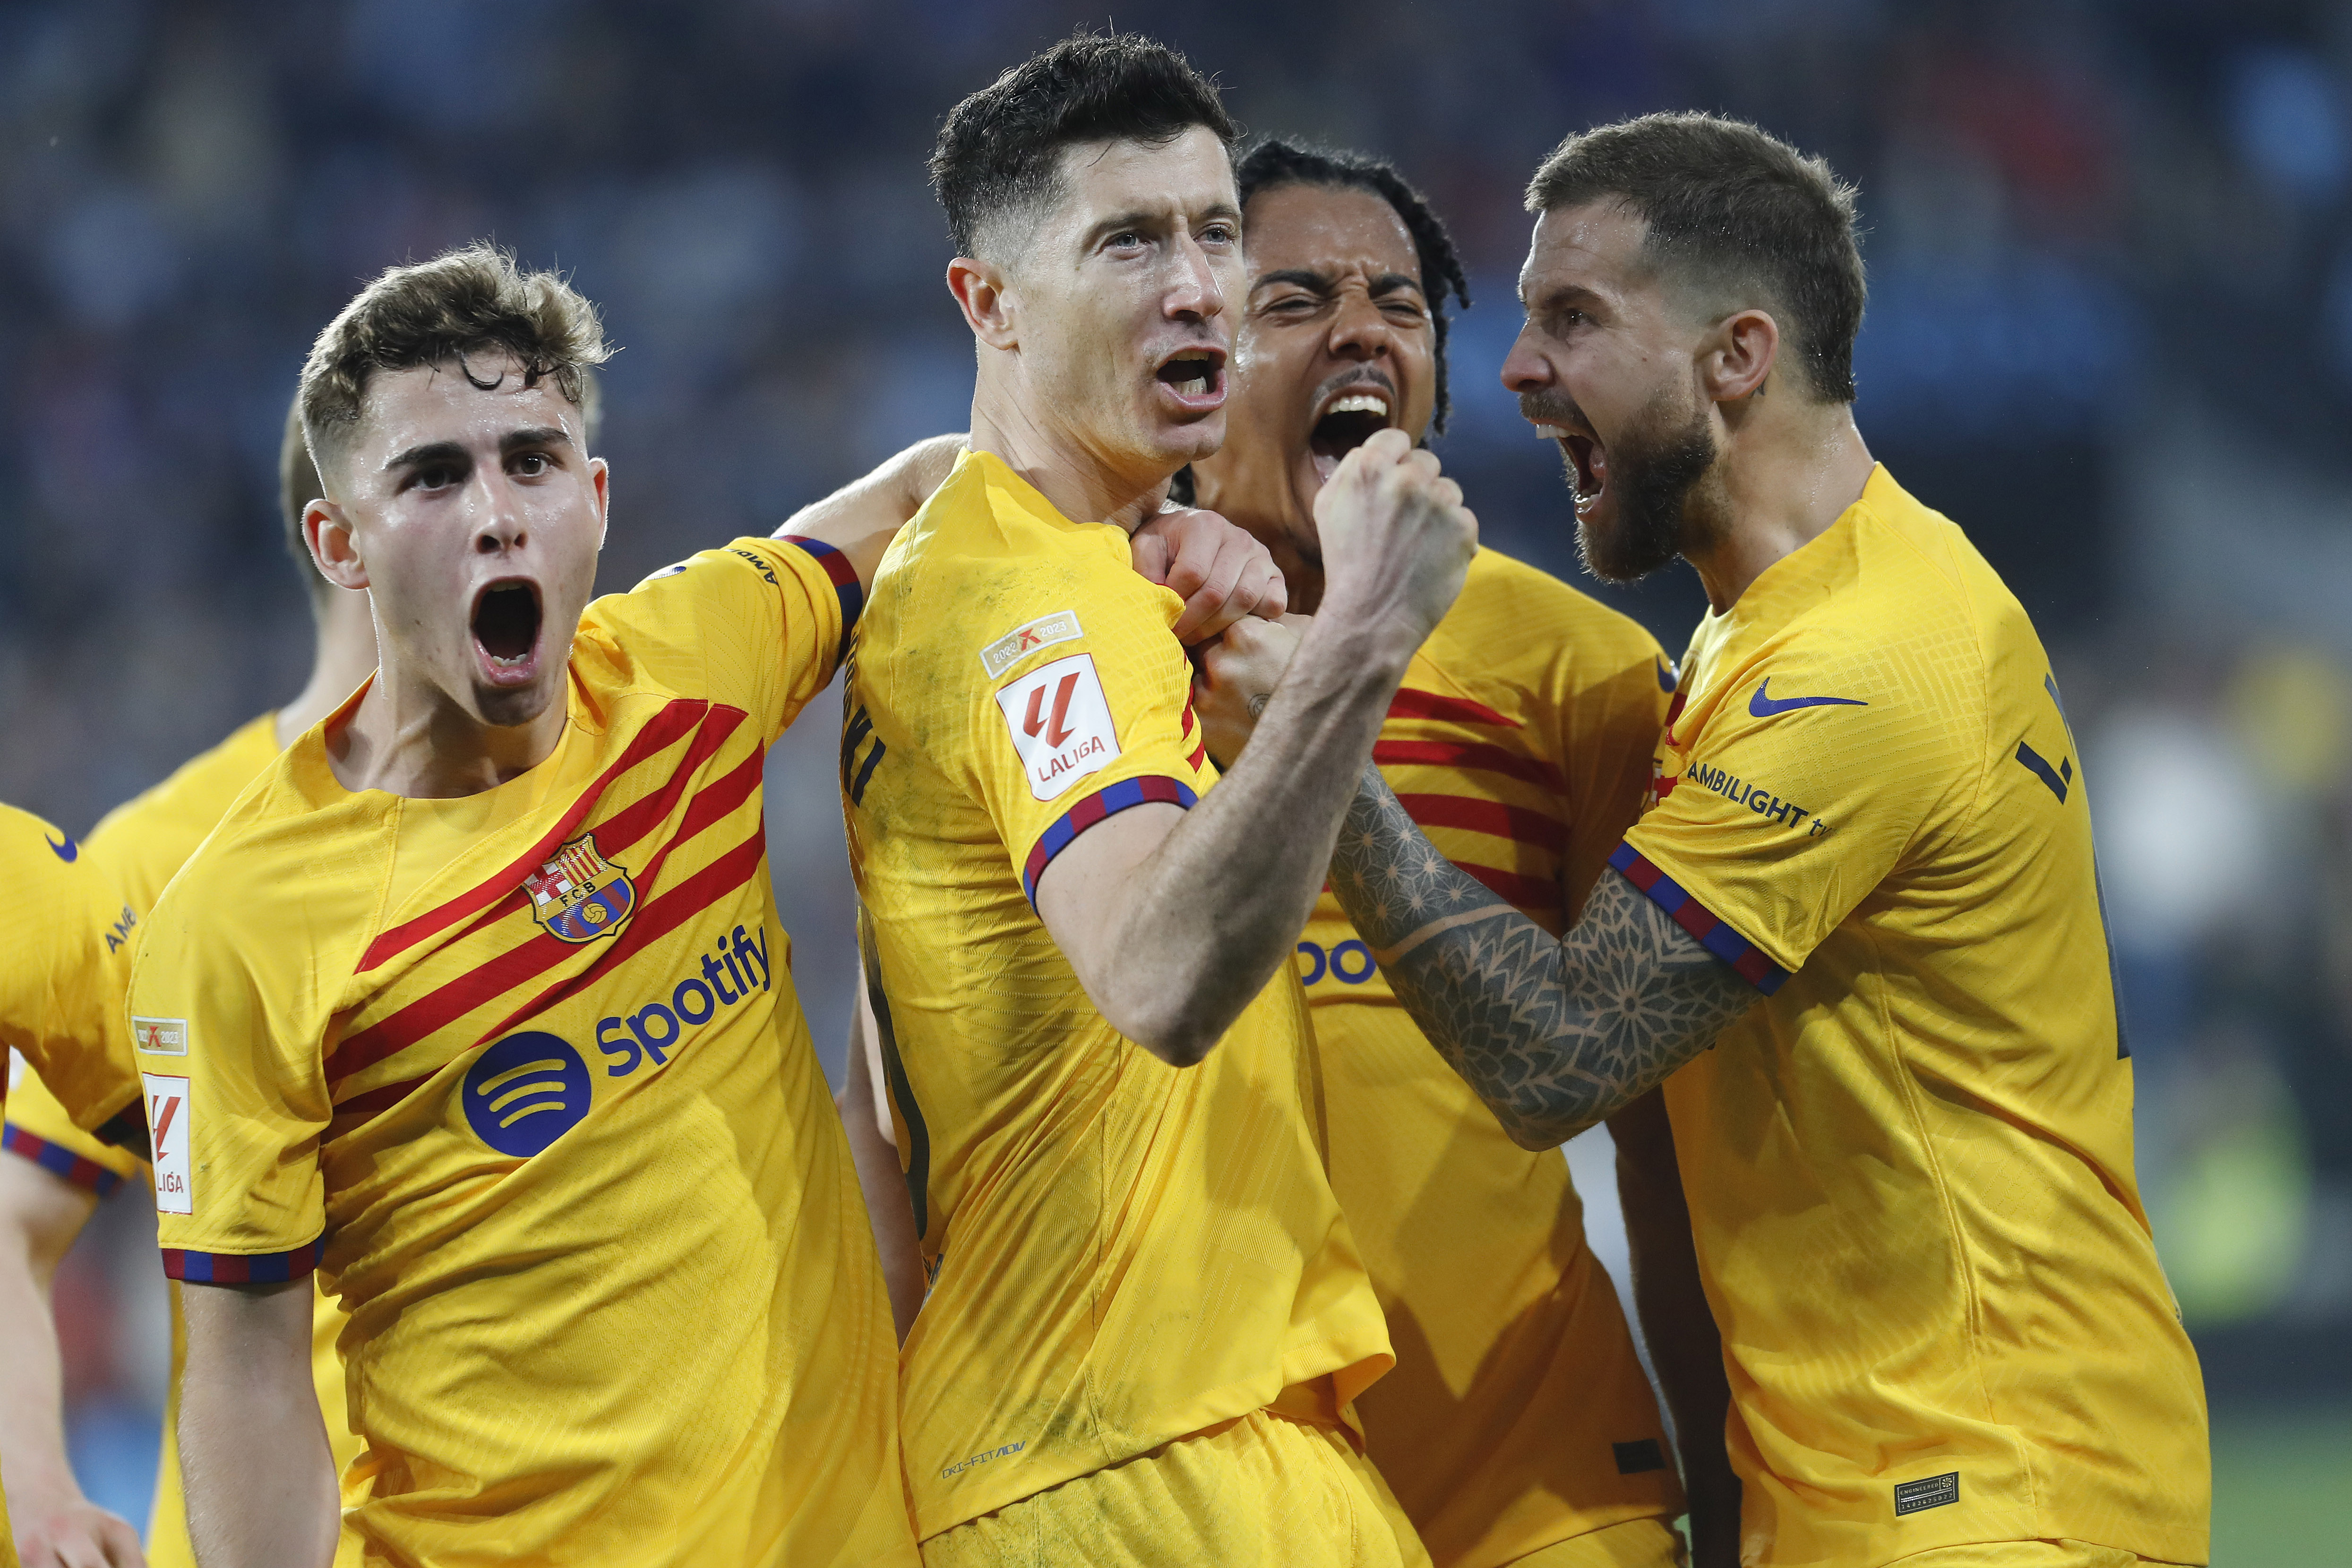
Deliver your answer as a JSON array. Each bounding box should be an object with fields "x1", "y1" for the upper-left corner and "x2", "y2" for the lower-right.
[
  {"x1": 0, "y1": 713, "x2": 356, "y2": 1567},
  {"x1": 130, "y1": 539, "x2": 916, "y2": 1568},
  {"x1": 0, "y1": 805, "x2": 140, "y2": 1133},
  {"x1": 1302, "y1": 549, "x2": 1683, "y2": 1568},
  {"x1": 918, "y1": 1410, "x2": 1430, "y2": 1568},
  {"x1": 1888, "y1": 1542, "x2": 2192, "y2": 1568},
  {"x1": 1507, "y1": 1517, "x2": 1688, "y2": 1568},
  {"x1": 1624, "y1": 468, "x2": 2209, "y2": 1566},
  {"x1": 846, "y1": 450, "x2": 1391, "y2": 1541}
]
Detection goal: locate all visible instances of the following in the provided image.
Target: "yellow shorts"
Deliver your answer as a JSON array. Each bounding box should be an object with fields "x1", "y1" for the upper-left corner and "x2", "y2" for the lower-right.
[
  {"x1": 1889, "y1": 1542, "x2": 2197, "y2": 1568},
  {"x1": 919, "y1": 1409, "x2": 1431, "y2": 1568},
  {"x1": 1509, "y1": 1517, "x2": 1688, "y2": 1568}
]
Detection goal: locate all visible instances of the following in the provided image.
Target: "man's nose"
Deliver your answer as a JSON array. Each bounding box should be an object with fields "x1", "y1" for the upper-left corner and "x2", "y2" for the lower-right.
[
  {"x1": 469, "y1": 466, "x2": 527, "y2": 554},
  {"x1": 1165, "y1": 234, "x2": 1227, "y2": 322},
  {"x1": 1329, "y1": 289, "x2": 1394, "y2": 361},
  {"x1": 1500, "y1": 323, "x2": 1553, "y2": 392}
]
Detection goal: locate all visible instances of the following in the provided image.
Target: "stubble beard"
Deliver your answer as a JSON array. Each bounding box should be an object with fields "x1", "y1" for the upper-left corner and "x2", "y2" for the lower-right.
[{"x1": 1575, "y1": 389, "x2": 1728, "y2": 584}]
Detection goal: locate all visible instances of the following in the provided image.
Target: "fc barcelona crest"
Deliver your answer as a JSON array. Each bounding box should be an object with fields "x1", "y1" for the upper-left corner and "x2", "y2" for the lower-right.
[{"x1": 523, "y1": 833, "x2": 636, "y2": 944}]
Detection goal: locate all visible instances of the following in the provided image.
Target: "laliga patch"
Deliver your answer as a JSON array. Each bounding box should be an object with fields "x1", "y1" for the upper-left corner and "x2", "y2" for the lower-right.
[
  {"x1": 980, "y1": 610, "x2": 1082, "y2": 679},
  {"x1": 132, "y1": 1016, "x2": 188, "y2": 1056},
  {"x1": 996, "y1": 652, "x2": 1120, "y2": 802},
  {"x1": 144, "y1": 1072, "x2": 192, "y2": 1215}
]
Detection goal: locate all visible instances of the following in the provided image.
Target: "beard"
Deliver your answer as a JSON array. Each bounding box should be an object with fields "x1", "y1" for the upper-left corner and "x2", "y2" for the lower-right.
[{"x1": 1571, "y1": 388, "x2": 1726, "y2": 584}]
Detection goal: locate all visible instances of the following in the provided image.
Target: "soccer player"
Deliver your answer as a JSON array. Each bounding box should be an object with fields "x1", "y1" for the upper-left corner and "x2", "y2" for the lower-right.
[
  {"x1": 124, "y1": 247, "x2": 921, "y2": 1568},
  {"x1": 0, "y1": 805, "x2": 146, "y2": 1568},
  {"x1": 0, "y1": 401, "x2": 376, "y2": 1568},
  {"x1": 1180, "y1": 137, "x2": 1730, "y2": 1568},
  {"x1": 845, "y1": 34, "x2": 1475, "y2": 1568},
  {"x1": 125, "y1": 245, "x2": 1278, "y2": 1568},
  {"x1": 1256, "y1": 113, "x2": 2207, "y2": 1567}
]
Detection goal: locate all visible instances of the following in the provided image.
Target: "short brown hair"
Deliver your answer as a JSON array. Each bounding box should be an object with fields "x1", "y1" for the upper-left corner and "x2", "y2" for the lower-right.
[
  {"x1": 299, "y1": 244, "x2": 610, "y2": 484},
  {"x1": 1527, "y1": 112, "x2": 1864, "y2": 403}
]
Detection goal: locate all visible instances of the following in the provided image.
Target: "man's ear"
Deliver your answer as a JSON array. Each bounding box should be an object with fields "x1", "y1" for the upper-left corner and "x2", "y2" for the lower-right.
[
  {"x1": 589, "y1": 456, "x2": 611, "y2": 551},
  {"x1": 1702, "y1": 307, "x2": 1779, "y2": 404},
  {"x1": 307, "y1": 498, "x2": 369, "y2": 591},
  {"x1": 947, "y1": 255, "x2": 1019, "y2": 351}
]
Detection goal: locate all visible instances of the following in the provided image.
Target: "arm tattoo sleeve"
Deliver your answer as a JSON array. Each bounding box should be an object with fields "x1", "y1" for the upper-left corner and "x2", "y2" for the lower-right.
[{"x1": 1328, "y1": 765, "x2": 1760, "y2": 1148}]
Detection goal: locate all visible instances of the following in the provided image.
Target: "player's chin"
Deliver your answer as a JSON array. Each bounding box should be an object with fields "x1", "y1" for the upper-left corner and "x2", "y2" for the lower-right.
[
  {"x1": 1150, "y1": 408, "x2": 1227, "y2": 467},
  {"x1": 470, "y1": 678, "x2": 561, "y2": 731}
]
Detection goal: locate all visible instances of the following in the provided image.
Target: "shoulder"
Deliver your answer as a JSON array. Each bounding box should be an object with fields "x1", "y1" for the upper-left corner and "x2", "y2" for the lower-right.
[
  {"x1": 1427, "y1": 546, "x2": 1671, "y2": 694},
  {"x1": 0, "y1": 803, "x2": 114, "y2": 910},
  {"x1": 86, "y1": 713, "x2": 279, "y2": 895}
]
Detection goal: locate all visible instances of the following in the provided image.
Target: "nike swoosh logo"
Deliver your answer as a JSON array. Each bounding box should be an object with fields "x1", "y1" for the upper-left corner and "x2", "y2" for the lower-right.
[
  {"x1": 45, "y1": 833, "x2": 78, "y2": 862},
  {"x1": 1656, "y1": 658, "x2": 1678, "y2": 693},
  {"x1": 1749, "y1": 679, "x2": 1868, "y2": 718}
]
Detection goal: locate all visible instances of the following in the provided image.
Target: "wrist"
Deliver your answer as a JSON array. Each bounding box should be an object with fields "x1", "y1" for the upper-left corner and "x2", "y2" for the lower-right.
[{"x1": 1290, "y1": 613, "x2": 1414, "y2": 691}]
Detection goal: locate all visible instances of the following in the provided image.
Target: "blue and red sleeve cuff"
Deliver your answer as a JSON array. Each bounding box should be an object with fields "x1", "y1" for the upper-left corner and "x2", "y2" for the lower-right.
[
  {"x1": 776, "y1": 535, "x2": 864, "y2": 663},
  {"x1": 1022, "y1": 775, "x2": 1199, "y2": 907},
  {"x1": 1, "y1": 1123, "x2": 127, "y2": 1199},
  {"x1": 1608, "y1": 843, "x2": 1791, "y2": 995},
  {"x1": 162, "y1": 1236, "x2": 323, "y2": 1284}
]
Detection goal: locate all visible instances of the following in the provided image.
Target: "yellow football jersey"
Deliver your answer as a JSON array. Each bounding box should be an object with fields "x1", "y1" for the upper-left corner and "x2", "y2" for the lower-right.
[
  {"x1": 1297, "y1": 548, "x2": 1684, "y2": 1568},
  {"x1": 1622, "y1": 467, "x2": 2208, "y2": 1566},
  {"x1": 130, "y1": 537, "x2": 916, "y2": 1568},
  {"x1": 0, "y1": 805, "x2": 140, "y2": 1135},
  {"x1": 0, "y1": 710, "x2": 359, "y2": 1568},
  {"x1": 845, "y1": 450, "x2": 1392, "y2": 1540}
]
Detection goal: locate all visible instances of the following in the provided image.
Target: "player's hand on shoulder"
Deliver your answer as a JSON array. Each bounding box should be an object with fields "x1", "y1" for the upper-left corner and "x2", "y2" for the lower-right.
[
  {"x1": 1131, "y1": 506, "x2": 1288, "y2": 645},
  {"x1": 1193, "y1": 613, "x2": 1311, "y2": 768},
  {"x1": 12, "y1": 1491, "x2": 148, "y2": 1568},
  {"x1": 1311, "y1": 428, "x2": 1477, "y2": 656}
]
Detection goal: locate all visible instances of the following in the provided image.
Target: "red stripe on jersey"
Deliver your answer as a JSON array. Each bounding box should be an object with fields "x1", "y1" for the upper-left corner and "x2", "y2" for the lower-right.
[
  {"x1": 1181, "y1": 702, "x2": 1195, "y2": 739},
  {"x1": 1374, "y1": 739, "x2": 1565, "y2": 796},
  {"x1": 1457, "y1": 862, "x2": 1565, "y2": 912},
  {"x1": 329, "y1": 1072, "x2": 430, "y2": 1123},
  {"x1": 328, "y1": 748, "x2": 766, "y2": 1084},
  {"x1": 1187, "y1": 742, "x2": 1207, "y2": 771},
  {"x1": 472, "y1": 822, "x2": 770, "y2": 1042},
  {"x1": 1387, "y1": 689, "x2": 1519, "y2": 729},
  {"x1": 1396, "y1": 793, "x2": 1565, "y2": 852},
  {"x1": 357, "y1": 699, "x2": 710, "y2": 971}
]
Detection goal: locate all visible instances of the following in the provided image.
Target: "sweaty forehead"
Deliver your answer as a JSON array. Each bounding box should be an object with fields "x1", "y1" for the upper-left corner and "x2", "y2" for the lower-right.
[
  {"x1": 1519, "y1": 199, "x2": 1650, "y2": 302},
  {"x1": 1050, "y1": 126, "x2": 1236, "y2": 227},
  {"x1": 357, "y1": 359, "x2": 577, "y2": 457},
  {"x1": 1245, "y1": 183, "x2": 1419, "y2": 285}
]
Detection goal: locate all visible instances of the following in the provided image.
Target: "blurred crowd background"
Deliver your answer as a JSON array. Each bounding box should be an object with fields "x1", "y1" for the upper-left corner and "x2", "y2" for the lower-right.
[{"x1": 4, "y1": 0, "x2": 2348, "y2": 1557}]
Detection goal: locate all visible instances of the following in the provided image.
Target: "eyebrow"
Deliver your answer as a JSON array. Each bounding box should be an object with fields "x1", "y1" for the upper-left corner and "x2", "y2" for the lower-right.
[
  {"x1": 1082, "y1": 201, "x2": 1243, "y2": 249},
  {"x1": 1254, "y1": 267, "x2": 1425, "y2": 293},
  {"x1": 381, "y1": 426, "x2": 574, "y2": 473},
  {"x1": 1522, "y1": 280, "x2": 1606, "y2": 312}
]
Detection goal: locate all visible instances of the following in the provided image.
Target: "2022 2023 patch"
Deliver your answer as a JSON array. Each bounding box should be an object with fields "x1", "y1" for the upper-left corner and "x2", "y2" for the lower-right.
[{"x1": 1893, "y1": 1471, "x2": 1960, "y2": 1516}]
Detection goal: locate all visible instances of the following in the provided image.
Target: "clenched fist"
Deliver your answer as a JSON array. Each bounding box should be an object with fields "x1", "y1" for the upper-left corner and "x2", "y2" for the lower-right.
[
  {"x1": 1130, "y1": 507, "x2": 1289, "y2": 644},
  {"x1": 1192, "y1": 613, "x2": 1311, "y2": 768},
  {"x1": 1312, "y1": 429, "x2": 1476, "y2": 660}
]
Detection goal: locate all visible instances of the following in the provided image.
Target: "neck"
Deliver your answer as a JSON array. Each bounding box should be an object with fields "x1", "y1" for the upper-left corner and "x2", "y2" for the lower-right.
[
  {"x1": 1683, "y1": 405, "x2": 1875, "y2": 615},
  {"x1": 275, "y1": 591, "x2": 381, "y2": 749},
  {"x1": 968, "y1": 381, "x2": 1171, "y2": 535},
  {"x1": 325, "y1": 645, "x2": 567, "y2": 800}
]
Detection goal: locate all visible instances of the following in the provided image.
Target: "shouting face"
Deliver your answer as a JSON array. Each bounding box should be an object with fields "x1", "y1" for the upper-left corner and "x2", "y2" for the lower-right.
[
  {"x1": 1502, "y1": 200, "x2": 1728, "y2": 582},
  {"x1": 985, "y1": 125, "x2": 1244, "y2": 490},
  {"x1": 310, "y1": 356, "x2": 606, "y2": 733},
  {"x1": 1189, "y1": 181, "x2": 1436, "y2": 600}
]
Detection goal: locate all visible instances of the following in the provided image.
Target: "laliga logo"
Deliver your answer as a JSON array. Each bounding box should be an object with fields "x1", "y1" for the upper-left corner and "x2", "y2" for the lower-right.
[{"x1": 462, "y1": 1031, "x2": 592, "y2": 1157}]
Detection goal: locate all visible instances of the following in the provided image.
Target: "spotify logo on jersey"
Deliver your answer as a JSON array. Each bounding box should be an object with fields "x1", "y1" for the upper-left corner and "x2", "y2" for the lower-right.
[{"x1": 462, "y1": 1031, "x2": 592, "y2": 1157}]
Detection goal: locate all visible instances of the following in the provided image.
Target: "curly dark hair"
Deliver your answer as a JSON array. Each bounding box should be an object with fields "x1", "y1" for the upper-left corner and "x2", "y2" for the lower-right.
[
  {"x1": 1237, "y1": 137, "x2": 1472, "y2": 437},
  {"x1": 930, "y1": 30, "x2": 1236, "y2": 259}
]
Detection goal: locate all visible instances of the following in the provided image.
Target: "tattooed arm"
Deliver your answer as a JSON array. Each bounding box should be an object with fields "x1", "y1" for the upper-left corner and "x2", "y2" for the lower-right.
[{"x1": 1328, "y1": 766, "x2": 1759, "y2": 1148}]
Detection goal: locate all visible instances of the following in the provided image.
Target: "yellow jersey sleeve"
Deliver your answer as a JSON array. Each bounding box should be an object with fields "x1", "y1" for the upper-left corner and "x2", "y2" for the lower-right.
[
  {"x1": 4, "y1": 1055, "x2": 139, "y2": 1196},
  {"x1": 0, "y1": 806, "x2": 140, "y2": 1135},
  {"x1": 1549, "y1": 634, "x2": 1674, "y2": 924},
  {"x1": 132, "y1": 872, "x2": 331, "y2": 1281},
  {"x1": 953, "y1": 561, "x2": 1209, "y2": 905},
  {"x1": 590, "y1": 535, "x2": 858, "y2": 745},
  {"x1": 1619, "y1": 628, "x2": 1970, "y2": 990}
]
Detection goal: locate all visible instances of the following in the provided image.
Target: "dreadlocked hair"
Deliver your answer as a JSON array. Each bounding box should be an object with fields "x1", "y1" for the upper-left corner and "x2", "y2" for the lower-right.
[{"x1": 1238, "y1": 137, "x2": 1472, "y2": 436}]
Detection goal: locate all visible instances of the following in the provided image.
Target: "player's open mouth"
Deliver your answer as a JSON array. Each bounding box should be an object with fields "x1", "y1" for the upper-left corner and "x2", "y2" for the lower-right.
[
  {"x1": 471, "y1": 579, "x2": 543, "y2": 686},
  {"x1": 1308, "y1": 384, "x2": 1394, "y2": 484},
  {"x1": 1535, "y1": 422, "x2": 1608, "y2": 517},
  {"x1": 1154, "y1": 348, "x2": 1226, "y2": 412}
]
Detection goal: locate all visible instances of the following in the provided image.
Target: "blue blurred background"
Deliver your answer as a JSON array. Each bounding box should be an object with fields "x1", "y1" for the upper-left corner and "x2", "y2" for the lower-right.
[{"x1": 3, "y1": 0, "x2": 2348, "y2": 1557}]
